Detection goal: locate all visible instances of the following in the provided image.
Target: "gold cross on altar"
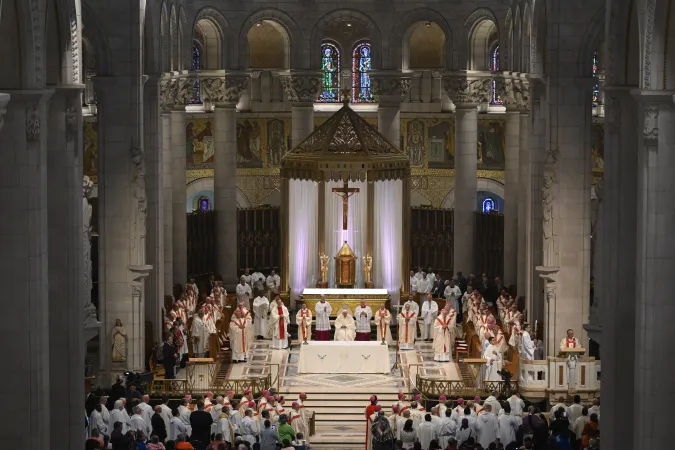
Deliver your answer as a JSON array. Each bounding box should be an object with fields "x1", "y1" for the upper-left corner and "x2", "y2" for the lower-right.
[{"x1": 332, "y1": 180, "x2": 360, "y2": 230}]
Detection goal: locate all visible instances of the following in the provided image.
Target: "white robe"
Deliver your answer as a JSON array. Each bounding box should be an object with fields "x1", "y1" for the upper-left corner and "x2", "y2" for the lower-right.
[
  {"x1": 269, "y1": 303, "x2": 290, "y2": 349},
  {"x1": 137, "y1": 402, "x2": 153, "y2": 432},
  {"x1": 375, "y1": 309, "x2": 393, "y2": 344},
  {"x1": 315, "y1": 301, "x2": 332, "y2": 331},
  {"x1": 265, "y1": 274, "x2": 281, "y2": 294},
  {"x1": 506, "y1": 396, "x2": 526, "y2": 425},
  {"x1": 240, "y1": 415, "x2": 258, "y2": 445},
  {"x1": 497, "y1": 413, "x2": 518, "y2": 446},
  {"x1": 398, "y1": 311, "x2": 417, "y2": 350},
  {"x1": 403, "y1": 300, "x2": 419, "y2": 315},
  {"x1": 110, "y1": 409, "x2": 128, "y2": 434},
  {"x1": 444, "y1": 285, "x2": 462, "y2": 313},
  {"x1": 90, "y1": 410, "x2": 107, "y2": 436},
  {"x1": 417, "y1": 278, "x2": 431, "y2": 294},
  {"x1": 334, "y1": 314, "x2": 356, "y2": 341},
  {"x1": 437, "y1": 417, "x2": 457, "y2": 449},
  {"x1": 354, "y1": 306, "x2": 372, "y2": 335},
  {"x1": 170, "y1": 416, "x2": 188, "y2": 441},
  {"x1": 130, "y1": 413, "x2": 150, "y2": 436},
  {"x1": 421, "y1": 300, "x2": 439, "y2": 340},
  {"x1": 236, "y1": 283, "x2": 253, "y2": 309},
  {"x1": 484, "y1": 344, "x2": 502, "y2": 381},
  {"x1": 251, "y1": 272, "x2": 266, "y2": 293},
  {"x1": 191, "y1": 315, "x2": 209, "y2": 355},
  {"x1": 418, "y1": 421, "x2": 437, "y2": 449},
  {"x1": 410, "y1": 276, "x2": 419, "y2": 293},
  {"x1": 252, "y1": 296, "x2": 270, "y2": 338},
  {"x1": 483, "y1": 396, "x2": 501, "y2": 416},
  {"x1": 229, "y1": 317, "x2": 250, "y2": 360},
  {"x1": 433, "y1": 314, "x2": 455, "y2": 362},
  {"x1": 296, "y1": 308, "x2": 313, "y2": 342},
  {"x1": 473, "y1": 412, "x2": 498, "y2": 448}
]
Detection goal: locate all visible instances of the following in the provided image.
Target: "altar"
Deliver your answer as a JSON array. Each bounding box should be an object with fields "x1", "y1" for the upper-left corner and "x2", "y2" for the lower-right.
[
  {"x1": 302, "y1": 288, "x2": 389, "y2": 316},
  {"x1": 298, "y1": 341, "x2": 390, "y2": 374}
]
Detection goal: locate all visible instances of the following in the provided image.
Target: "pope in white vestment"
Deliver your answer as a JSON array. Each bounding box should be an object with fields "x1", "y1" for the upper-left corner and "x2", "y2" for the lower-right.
[
  {"x1": 398, "y1": 304, "x2": 417, "y2": 350},
  {"x1": 433, "y1": 308, "x2": 456, "y2": 361},
  {"x1": 421, "y1": 295, "x2": 439, "y2": 340},
  {"x1": 375, "y1": 305, "x2": 393, "y2": 344},
  {"x1": 334, "y1": 310, "x2": 356, "y2": 341},
  {"x1": 191, "y1": 310, "x2": 209, "y2": 356},
  {"x1": 252, "y1": 295, "x2": 270, "y2": 338},
  {"x1": 296, "y1": 303, "x2": 313, "y2": 343},
  {"x1": 269, "y1": 298, "x2": 290, "y2": 349},
  {"x1": 314, "y1": 298, "x2": 332, "y2": 341}
]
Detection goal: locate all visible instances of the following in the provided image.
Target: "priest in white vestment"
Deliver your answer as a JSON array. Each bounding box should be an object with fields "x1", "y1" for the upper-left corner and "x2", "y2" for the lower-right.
[
  {"x1": 483, "y1": 337, "x2": 503, "y2": 381},
  {"x1": 421, "y1": 294, "x2": 439, "y2": 340},
  {"x1": 289, "y1": 402, "x2": 308, "y2": 438},
  {"x1": 474, "y1": 405, "x2": 498, "y2": 448},
  {"x1": 90, "y1": 405, "x2": 108, "y2": 437},
  {"x1": 266, "y1": 270, "x2": 281, "y2": 298},
  {"x1": 433, "y1": 307, "x2": 455, "y2": 362},
  {"x1": 269, "y1": 296, "x2": 290, "y2": 349},
  {"x1": 506, "y1": 392, "x2": 526, "y2": 426},
  {"x1": 417, "y1": 273, "x2": 431, "y2": 296},
  {"x1": 403, "y1": 295, "x2": 419, "y2": 315},
  {"x1": 191, "y1": 309, "x2": 209, "y2": 356},
  {"x1": 375, "y1": 304, "x2": 393, "y2": 344},
  {"x1": 110, "y1": 400, "x2": 129, "y2": 434},
  {"x1": 252, "y1": 294, "x2": 270, "y2": 339},
  {"x1": 520, "y1": 324, "x2": 535, "y2": 360},
  {"x1": 409, "y1": 270, "x2": 419, "y2": 296},
  {"x1": 229, "y1": 310, "x2": 250, "y2": 362},
  {"x1": 250, "y1": 268, "x2": 266, "y2": 295},
  {"x1": 497, "y1": 404, "x2": 518, "y2": 447},
  {"x1": 236, "y1": 276, "x2": 253, "y2": 309},
  {"x1": 314, "y1": 296, "x2": 332, "y2": 341},
  {"x1": 444, "y1": 279, "x2": 462, "y2": 313},
  {"x1": 334, "y1": 309, "x2": 356, "y2": 341},
  {"x1": 397, "y1": 303, "x2": 417, "y2": 350},
  {"x1": 354, "y1": 301, "x2": 373, "y2": 341},
  {"x1": 296, "y1": 302, "x2": 313, "y2": 343},
  {"x1": 130, "y1": 406, "x2": 151, "y2": 437}
]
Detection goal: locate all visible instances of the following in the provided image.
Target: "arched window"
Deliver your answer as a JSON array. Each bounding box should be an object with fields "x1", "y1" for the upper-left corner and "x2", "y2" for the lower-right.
[
  {"x1": 198, "y1": 196, "x2": 211, "y2": 212},
  {"x1": 352, "y1": 41, "x2": 374, "y2": 103},
  {"x1": 188, "y1": 42, "x2": 202, "y2": 104},
  {"x1": 482, "y1": 197, "x2": 495, "y2": 214},
  {"x1": 319, "y1": 42, "x2": 341, "y2": 102},
  {"x1": 490, "y1": 45, "x2": 502, "y2": 105},
  {"x1": 592, "y1": 49, "x2": 599, "y2": 106}
]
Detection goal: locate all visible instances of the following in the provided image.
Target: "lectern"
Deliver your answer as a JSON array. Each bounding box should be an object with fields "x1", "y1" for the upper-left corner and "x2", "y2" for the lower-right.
[
  {"x1": 334, "y1": 241, "x2": 357, "y2": 288},
  {"x1": 559, "y1": 348, "x2": 585, "y2": 389}
]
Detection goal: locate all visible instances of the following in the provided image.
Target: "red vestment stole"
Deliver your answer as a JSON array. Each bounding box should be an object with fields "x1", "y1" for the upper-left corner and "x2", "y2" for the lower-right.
[
  {"x1": 566, "y1": 338, "x2": 577, "y2": 348},
  {"x1": 234, "y1": 319, "x2": 247, "y2": 352},
  {"x1": 402, "y1": 312, "x2": 414, "y2": 341},
  {"x1": 278, "y1": 306, "x2": 285, "y2": 339},
  {"x1": 437, "y1": 316, "x2": 451, "y2": 352}
]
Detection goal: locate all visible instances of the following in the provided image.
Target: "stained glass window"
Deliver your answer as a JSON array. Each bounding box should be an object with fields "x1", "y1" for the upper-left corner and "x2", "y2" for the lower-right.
[
  {"x1": 319, "y1": 42, "x2": 341, "y2": 102},
  {"x1": 490, "y1": 45, "x2": 502, "y2": 105},
  {"x1": 352, "y1": 41, "x2": 374, "y2": 103},
  {"x1": 592, "y1": 49, "x2": 599, "y2": 106},
  {"x1": 188, "y1": 42, "x2": 202, "y2": 104},
  {"x1": 482, "y1": 198, "x2": 495, "y2": 214},
  {"x1": 198, "y1": 196, "x2": 211, "y2": 212}
]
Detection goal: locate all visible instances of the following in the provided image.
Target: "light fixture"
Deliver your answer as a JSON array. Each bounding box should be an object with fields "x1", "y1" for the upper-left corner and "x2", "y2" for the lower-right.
[
  {"x1": 346, "y1": 22, "x2": 352, "y2": 27},
  {"x1": 425, "y1": 21, "x2": 432, "y2": 28},
  {"x1": 256, "y1": 21, "x2": 263, "y2": 27}
]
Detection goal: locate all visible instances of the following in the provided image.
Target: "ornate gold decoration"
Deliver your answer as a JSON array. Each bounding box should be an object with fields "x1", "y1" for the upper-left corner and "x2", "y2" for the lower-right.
[
  {"x1": 303, "y1": 295, "x2": 389, "y2": 317},
  {"x1": 237, "y1": 175, "x2": 281, "y2": 207}
]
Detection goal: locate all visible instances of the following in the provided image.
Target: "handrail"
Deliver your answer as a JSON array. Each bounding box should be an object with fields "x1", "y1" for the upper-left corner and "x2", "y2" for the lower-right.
[
  {"x1": 407, "y1": 364, "x2": 424, "y2": 394},
  {"x1": 248, "y1": 362, "x2": 280, "y2": 393}
]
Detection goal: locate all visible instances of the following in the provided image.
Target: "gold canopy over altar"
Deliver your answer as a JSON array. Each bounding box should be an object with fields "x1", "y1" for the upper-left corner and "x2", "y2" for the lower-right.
[{"x1": 279, "y1": 97, "x2": 411, "y2": 300}]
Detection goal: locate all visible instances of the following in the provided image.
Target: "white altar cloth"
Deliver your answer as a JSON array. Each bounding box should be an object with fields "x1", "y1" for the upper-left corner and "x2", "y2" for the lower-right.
[
  {"x1": 302, "y1": 288, "x2": 388, "y2": 296},
  {"x1": 298, "y1": 341, "x2": 390, "y2": 374}
]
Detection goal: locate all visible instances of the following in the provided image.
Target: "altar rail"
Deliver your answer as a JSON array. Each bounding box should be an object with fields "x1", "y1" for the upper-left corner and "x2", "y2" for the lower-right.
[{"x1": 413, "y1": 374, "x2": 518, "y2": 399}]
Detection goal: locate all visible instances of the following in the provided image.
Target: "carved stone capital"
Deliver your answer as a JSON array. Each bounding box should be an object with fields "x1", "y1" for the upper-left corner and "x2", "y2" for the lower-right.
[
  {"x1": 643, "y1": 103, "x2": 659, "y2": 143},
  {"x1": 26, "y1": 105, "x2": 40, "y2": 142},
  {"x1": 278, "y1": 71, "x2": 323, "y2": 104},
  {"x1": 0, "y1": 93, "x2": 9, "y2": 133},
  {"x1": 370, "y1": 72, "x2": 412, "y2": 103},
  {"x1": 442, "y1": 74, "x2": 491, "y2": 106},
  {"x1": 497, "y1": 77, "x2": 531, "y2": 111},
  {"x1": 201, "y1": 75, "x2": 250, "y2": 105}
]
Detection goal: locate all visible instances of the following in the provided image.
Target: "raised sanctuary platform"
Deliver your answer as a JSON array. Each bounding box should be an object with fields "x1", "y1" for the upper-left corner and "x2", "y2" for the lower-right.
[
  {"x1": 298, "y1": 341, "x2": 390, "y2": 374},
  {"x1": 302, "y1": 288, "x2": 389, "y2": 316}
]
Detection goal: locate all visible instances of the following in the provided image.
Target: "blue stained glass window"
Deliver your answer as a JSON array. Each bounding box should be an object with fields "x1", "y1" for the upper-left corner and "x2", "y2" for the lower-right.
[
  {"x1": 592, "y1": 50, "x2": 599, "y2": 106},
  {"x1": 490, "y1": 45, "x2": 502, "y2": 105},
  {"x1": 189, "y1": 43, "x2": 202, "y2": 104},
  {"x1": 319, "y1": 42, "x2": 341, "y2": 102},
  {"x1": 352, "y1": 41, "x2": 374, "y2": 103},
  {"x1": 199, "y1": 196, "x2": 211, "y2": 212},
  {"x1": 482, "y1": 198, "x2": 495, "y2": 214}
]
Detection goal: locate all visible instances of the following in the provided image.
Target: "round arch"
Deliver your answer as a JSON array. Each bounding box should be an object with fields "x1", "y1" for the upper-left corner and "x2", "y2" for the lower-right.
[
  {"x1": 522, "y1": 4, "x2": 532, "y2": 73},
  {"x1": 389, "y1": 8, "x2": 455, "y2": 70},
  {"x1": 192, "y1": 7, "x2": 233, "y2": 69},
  {"x1": 81, "y1": 2, "x2": 111, "y2": 75},
  {"x1": 170, "y1": 5, "x2": 177, "y2": 70},
  {"x1": 310, "y1": 9, "x2": 382, "y2": 70},
  {"x1": 441, "y1": 178, "x2": 505, "y2": 209},
  {"x1": 185, "y1": 178, "x2": 253, "y2": 212},
  {"x1": 464, "y1": 7, "x2": 500, "y2": 71},
  {"x1": 238, "y1": 9, "x2": 300, "y2": 69}
]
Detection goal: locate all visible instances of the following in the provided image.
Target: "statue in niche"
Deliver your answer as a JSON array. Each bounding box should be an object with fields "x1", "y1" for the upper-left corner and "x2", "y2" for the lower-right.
[
  {"x1": 130, "y1": 148, "x2": 147, "y2": 265},
  {"x1": 111, "y1": 319, "x2": 127, "y2": 362},
  {"x1": 542, "y1": 150, "x2": 560, "y2": 267},
  {"x1": 83, "y1": 176, "x2": 98, "y2": 326}
]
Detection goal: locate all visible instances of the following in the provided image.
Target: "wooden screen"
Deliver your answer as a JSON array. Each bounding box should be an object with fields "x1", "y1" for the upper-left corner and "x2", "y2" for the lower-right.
[
  {"x1": 474, "y1": 211, "x2": 504, "y2": 278},
  {"x1": 237, "y1": 207, "x2": 280, "y2": 272},
  {"x1": 187, "y1": 211, "x2": 216, "y2": 276},
  {"x1": 410, "y1": 207, "x2": 454, "y2": 274}
]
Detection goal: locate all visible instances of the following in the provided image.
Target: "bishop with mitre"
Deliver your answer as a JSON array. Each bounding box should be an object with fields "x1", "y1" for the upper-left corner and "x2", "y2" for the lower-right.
[
  {"x1": 375, "y1": 304, "x2": 393, "y2": 344},
  {"x1": 229, "y1": 310, "x2": 250, "y2": 363},
  {"x1": 296, "y1": 302, "x2": 313, "y2": 343},
  {"x1": 433, "y1": 307, "x2": 456, "y2": 362},
  {"x1": 398, "y1": 303, "x2": 417, "y2": 350},
  {"x1": 269, "y1": 296, "x2": 290, "y2": 349},
  {"x1": 334, "y1": 309, "x2": 356, "y2": 341},
  {"x1": 354, "y1": 300, "x2": 373, "y2": 341}
]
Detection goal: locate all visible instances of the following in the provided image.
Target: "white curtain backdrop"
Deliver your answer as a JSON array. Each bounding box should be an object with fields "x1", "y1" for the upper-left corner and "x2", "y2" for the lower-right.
[
  {"x1": 373, "y1": 180, "x2": 403, "y2": 305},
  {"x1": 289, "y1": 179, "x2": 318, "y2": 300},
  {"x1": 325, "y1": 180, "x2": 368, "y2": 287}
]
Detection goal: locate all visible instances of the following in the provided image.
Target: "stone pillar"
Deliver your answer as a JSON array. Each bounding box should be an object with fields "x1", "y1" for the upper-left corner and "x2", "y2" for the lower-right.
[
  {"x1": 632, "y1": 93, "x2": 675, "y2": 448},
  {"x1": 0, "y1": 90, "x2": 52, "y2": 448},
  {"x1": 443, "y1": 74, "x2": 490, "y2": 274},
  {"x1": 202, "y1": 74, "x2": 250, "y2": 288},
  {"x1": 171, "y1": 108, "x2": 187, "y2": 285},
  {"x1": 47, "y1": 85, "x2": 86, "y2": 450},
  {"x1": 503, "y1": 110, "x2": 520, "y2": 286},
  {"x1": 162, "y1": 111, "x2": 173, "y2": 295},
  {"x1": 517, "y1": 111, "x2": 530, "y2": 298},
  {"x1": 590, "y1": 87, "x2": 637, "y2": 450},
  {"x1": 279, "y1": 70, "x2": 322, "y2": 147},
  {"x1": 144, "y1": 76, "x2": 164, "y2": 339}
]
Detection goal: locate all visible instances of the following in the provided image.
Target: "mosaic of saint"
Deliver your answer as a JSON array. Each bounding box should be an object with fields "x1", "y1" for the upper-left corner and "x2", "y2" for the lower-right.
[{"x1": 400, "y1": 118, "x2": 455, "y2": 169}]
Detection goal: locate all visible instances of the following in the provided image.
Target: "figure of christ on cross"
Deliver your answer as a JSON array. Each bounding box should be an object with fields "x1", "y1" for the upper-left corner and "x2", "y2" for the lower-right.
[{"x1": 332, "y1": 180, "x2": 360, "y2": 230}]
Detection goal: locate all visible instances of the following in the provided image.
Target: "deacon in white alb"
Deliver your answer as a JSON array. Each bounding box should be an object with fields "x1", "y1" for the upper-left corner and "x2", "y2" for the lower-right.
[
  {"x1": 420, "y1": 294, "x2": 439, "y2": 340},
  {"x1": 314, "y1": 295, "x2": 332, "y2": 341},
  {"x1": 269, "y1": 296, "x2": 290, "y2": 349},
  {"x1": 520, "y1": 323, "x2": 535, "y2": 360},
  {"x1": 354, "y1": 300, "x2": 373, "y2": 341},
  {"x1": 398, "y1": 303, "x2": 417, "y2": 350},
  {"x1": 236, "y1": 276, "x2": 253, "y2": 309},
  {"x1": 375, "y1": 304, "x2": 393, "y2": 344},
  {"x1": 334, "y1": 309, "x2": 356, "y2": 341},
  {"x1": 266, "y1": 270, "x2": 281, "y2": 298},
  {"x1": 433, "y1": 307, "x2": 456, "y2": 362},
  {"x1": 191, "y1": 309, "x2": 209, "y2": 357},
  {"x1": 250, "y1": 268, "x2": 266, "y2": 295},
  {"x1": 296, "y1": 302, "x2": 313, "y2": 343},
  {"x1": 417, "y1": 273, "x2": 431, "y2": 295},
  {"x1": 403, "y1": 295, "x2": 419, "y2": 315},
  {"x1": 252, "y1": 294, "x2": 270, "y2": 339}
]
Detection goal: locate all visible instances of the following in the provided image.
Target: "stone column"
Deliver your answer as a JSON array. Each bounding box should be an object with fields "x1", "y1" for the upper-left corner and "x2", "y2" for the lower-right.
[
  {"x1": 47, "y1": 85, "x2": 86, "y2": 449},
  {"x1": 443, "y1": 74, "x2": 490, "y2": 274},
  {"x1": 631, "y1": 93, "x2": 675, "y2": 448},
  {"x1": 503, "y1": 109, "x2": 520, "y2": 286},
  {"x1": 144, "y1": 76, "x2": 164, "y2": 339},
  {"x1": 517, "y1": 110, "x2": 530, "y2": 298},
  {"x1": 590, "y1": 87, "x2": 637, "y2": 450},
  {"x1": 171, "y1": 98, "x2": 187, "y2": 285},
  {"x1": 202, "y1": 74, "x2": 250, "y2": 289},
  {"x1": 279, "y1": 70, "x2": 322, "y2": 147},
  {"x1": 0, "y1": 89, "x2": 52, "y2": 448},
  {"x1": 161, "y1": 112, "x2": 172, "y2": 297}
]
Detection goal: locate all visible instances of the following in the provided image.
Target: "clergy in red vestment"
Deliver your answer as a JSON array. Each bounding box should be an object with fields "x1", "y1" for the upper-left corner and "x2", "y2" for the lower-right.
[
  {"x1": 269, "y1": 296, "x2": 290, "y2": 349},
  {"x1": 365, "y1": 395, "x2": 378, "y2": 450}
]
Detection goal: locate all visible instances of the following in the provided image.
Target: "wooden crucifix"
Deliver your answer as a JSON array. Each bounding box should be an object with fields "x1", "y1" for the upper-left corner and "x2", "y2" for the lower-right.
[{"x1": 332, "y1": 180, "x2": 360, "y2": 230}]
